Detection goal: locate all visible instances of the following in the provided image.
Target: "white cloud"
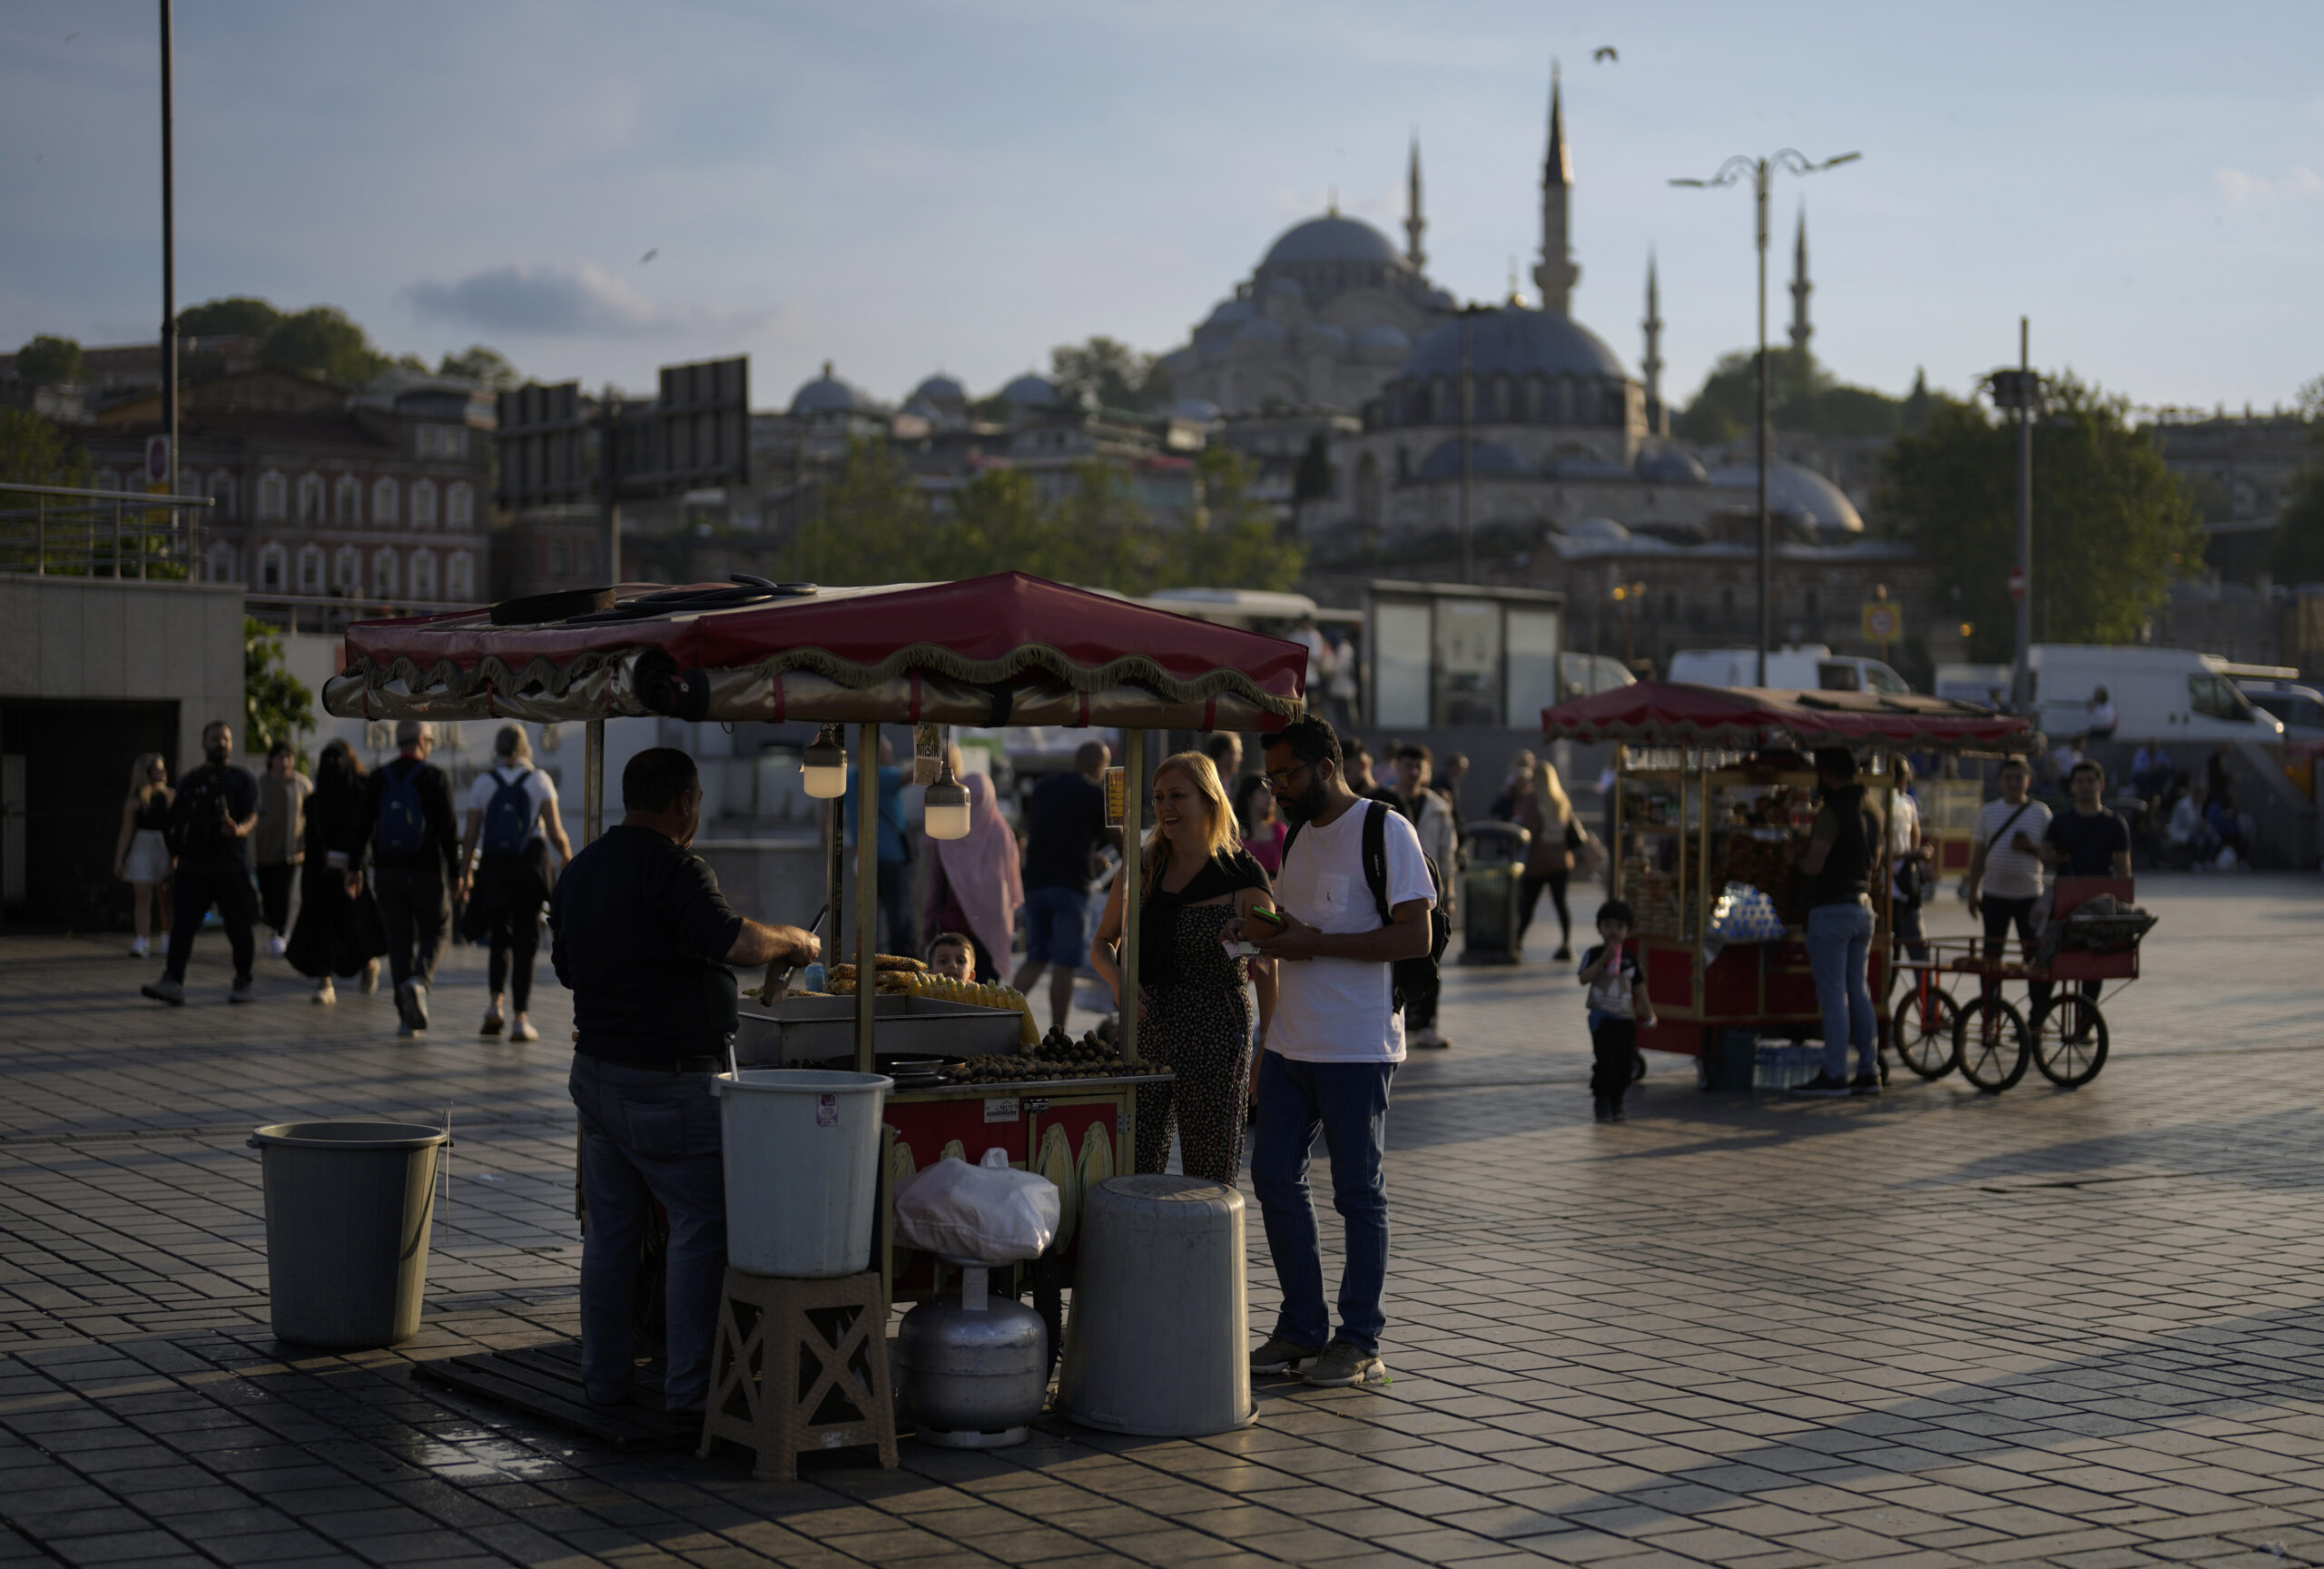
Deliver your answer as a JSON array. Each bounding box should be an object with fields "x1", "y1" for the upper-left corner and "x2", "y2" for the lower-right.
[
  {"x1": 2212, "y1": 164, "x2": 2321, "y2": 202},
  {"x1": 403, "y1": 262, "x2": 670, "y2": 336}
]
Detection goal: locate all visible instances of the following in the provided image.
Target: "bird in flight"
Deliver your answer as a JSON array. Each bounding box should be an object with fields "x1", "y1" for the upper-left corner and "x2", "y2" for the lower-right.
[
  {"x1": 640, "y1": 249, "x2": 658, "y2": 265},
  {"x1": 1593, "y1": 45, "x2": 1618, "y2": 62}
]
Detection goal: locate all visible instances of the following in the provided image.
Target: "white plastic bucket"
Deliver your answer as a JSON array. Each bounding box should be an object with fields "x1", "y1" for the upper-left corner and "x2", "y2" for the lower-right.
[{"x1": 713, "y1": 1069, "x2": 894, "y2": 1278}]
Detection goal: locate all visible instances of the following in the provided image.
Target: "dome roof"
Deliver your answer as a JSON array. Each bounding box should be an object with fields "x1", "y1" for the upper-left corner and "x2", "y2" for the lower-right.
[
  {"x1": 1262, "y1": 214, "x2": 1401, "y2": 268},
  {"x1": 1354, "y1": 323, "x2": 1411, "y2": 363},
  {"x1": 1636, "y1": 444, "x2": 1708, "y2": 484},
  {"x1": 1298, "y1": 321, "x2": 1350, "y2": 350},
  {"x1": 1707, "y1": 458, "x2": 1865, "y2": 532},
  {"x1": 901, "y1": 398, "x2": 944, "y2": 422},
  {"x1": 1417, "y1": 439, "x2": 1527, "y2": 481},
  {"x1": 1402, "y1": 305, "x2": 1629, "y2": 383},
  {"x1": 1001, "y1": 372, "x2": 1061, "y2": 408},
  {"x1": 1266, "y1": 275, "x2": 1305, "y2": 299},
  {"x1": 1232, "y1": 317, "x2": 1290, "y2": 348},
  {"x1": 1201, "y1": 298, "x2": 1258, "y2": 331},
  {"x1": 910, "y1": 374, "x2": 966, "y2": 405},
  {"x1": 790, "y1": 360, "x2": 877, "y2": 416},
  {"x1": 1569, "y1": 516, "x2": 1632, "y2": 543}
]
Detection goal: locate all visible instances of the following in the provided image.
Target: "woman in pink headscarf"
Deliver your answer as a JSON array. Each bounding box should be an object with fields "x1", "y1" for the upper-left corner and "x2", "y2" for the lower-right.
[{"x1": 922, "y1": 771, "x2": 1023, "y2": 982}]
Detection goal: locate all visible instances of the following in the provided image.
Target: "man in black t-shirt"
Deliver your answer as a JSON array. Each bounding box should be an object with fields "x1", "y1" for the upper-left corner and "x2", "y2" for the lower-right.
[
  {"x1": 358, "y1": 719, "x2": 464, "y2": 1036},
  {"x1": 551, "y1": 747, "x2": 819, "y2": 1415},
  {"x1": 2035, "y1": 758, "x2": 2132, "y2": 1018},
  {"x1": 1012, "y1": 740, "x2": 1112, "y2": 1034},
  {"x1": 143, "y1": 720, "x2": 261, "y2": 1007}
]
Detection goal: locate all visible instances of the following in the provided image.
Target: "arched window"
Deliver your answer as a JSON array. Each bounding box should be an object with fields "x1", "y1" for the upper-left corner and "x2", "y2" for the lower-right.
[
  {"x1": 334, "y1": 547, "x2": 361, "y2": 593},
  {"x1": 410, "y1": 479, "x2": 438, "y2": 529},
  {"x1": 258, "y1": 543, "x2": 287, "y2": 590},
  {"x1": 446, "y1": 550, "x2": 474, "y2": 601},
  {"x1": 207, "y1": 472, "x2": 236, "y2": 519},
  {"x1": 335, "y1": 475, "x2": 361, "y2": 525},
  {"x1": 372, "y1": 547, "x2": 399, "y2": 598},
  {"x1": 257, "y1": 471, "x2": 287, "y2": 520},
  {"x1": 297, "y1": 544, "x2": 325, "y2": 594},
  {"x1": 207, "y1": 542, "x2": 238, "y2": 583},
  {"x1": 446, "y1": 481, "x2": 474, "y2": 531},
  {"x1": 409, "y1": 548, "x2": 437, "y2": 600},
  {"x1": 372, "y1": 478, "x2": 399, "y2": 525},
  {"x1": 297, "y1": 473, "x2": 325, "y2": 523}
]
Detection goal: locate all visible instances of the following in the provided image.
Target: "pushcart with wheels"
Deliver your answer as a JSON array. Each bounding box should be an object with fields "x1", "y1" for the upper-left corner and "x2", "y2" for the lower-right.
[{"x1": 1925, "y1": 876, "x2": 2148, "y2": 1093}]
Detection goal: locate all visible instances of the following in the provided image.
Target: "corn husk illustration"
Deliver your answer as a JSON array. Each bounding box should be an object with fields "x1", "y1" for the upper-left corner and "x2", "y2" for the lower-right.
[
  {"x1": 939, "y1": 1138, "x2": 966, "y2": 1165},
  {"x1": 1077, "y1": 1121, "x2": 1113, "y2": 1224},
  {"x1": 1037, "y1": 1122, "x2": 1078, "y2": 1252},
  {"x1": 889, "y1": 1140, "x2": 918, "y2": 1193}
]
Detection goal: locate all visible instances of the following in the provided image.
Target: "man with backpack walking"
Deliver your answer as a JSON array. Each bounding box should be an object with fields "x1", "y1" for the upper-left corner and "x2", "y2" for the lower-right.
[
  {"x1": 142, "y1": 721, "x2": 261, "y2": 1006},
  {"x1": 1245, "y1": 717, "x2": 1437, "y2": 1389},
  {"x1": 460, "y1": 725, "x2": 573, "y2": 1042},
  {"x1": 360, "y1": 719, "x2": 462, "y2": 1036}
]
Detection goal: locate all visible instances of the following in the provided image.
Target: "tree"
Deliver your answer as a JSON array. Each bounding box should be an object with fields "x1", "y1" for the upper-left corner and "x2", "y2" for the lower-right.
[
  {"x1": 1877, "y1": 375, "x2": 2203, "y2": 663},
  {"x1": 1050, "y1": 337, "x2": 1170, "y2": 413},
  {"x1": 178, "y1": 296, "x2": 283, "y2": 340},
  {"x1": 1673, "y1": 347, "x2": 1903, "y2": 442},
  {"x1": 243, "y1": 617, "x2": 316, "y2": 756},
  {"x1": 0, "y1": 408, "x2": 87, "y2": 488},
  {"x1": 15, "y1": 334, "x2": 82, "y2": 386},
  {"x1": 1174, "y1": 447, "x2": 1304, "y2": 592},
  {"x1": 438, "y1": 344, "x2": 519, "y2": 389},
  {"x1": 258, "y1": 305, "x2": 389, "y2": 386},
  {"x1": 2269, "y1": 462, "x2": 2324, "y2": 585}
]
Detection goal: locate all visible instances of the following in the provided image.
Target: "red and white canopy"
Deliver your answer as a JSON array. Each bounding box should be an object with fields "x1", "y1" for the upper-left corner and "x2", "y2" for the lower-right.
[
  {"x1": 1542, "y1": 682, "x2": 2030, "y2": 750},
  {"x1": 325, "y1": 572, "x2": 1310, "y2": 730}
]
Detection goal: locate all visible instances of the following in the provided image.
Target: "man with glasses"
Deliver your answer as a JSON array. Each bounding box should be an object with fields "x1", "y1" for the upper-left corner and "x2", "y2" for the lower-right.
[{"x1": 1243, "y1": 718, "x2": 1434, "y2": 1388}]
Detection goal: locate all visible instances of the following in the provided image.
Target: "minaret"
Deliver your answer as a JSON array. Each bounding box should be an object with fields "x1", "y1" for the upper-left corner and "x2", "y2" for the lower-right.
[
  {"x1": 1531, "y1": 62, "x2": 1580, "y2": 317},
  {"x1": 1788, "y1": 206, "x2": 1813, "y2": 358},
  {"x1": 1403, "y1": 133, "x2": 1426, "y2": 271},
  {"x1": 1641, "y1": 252, "x2": 1666, "y2": 436}
]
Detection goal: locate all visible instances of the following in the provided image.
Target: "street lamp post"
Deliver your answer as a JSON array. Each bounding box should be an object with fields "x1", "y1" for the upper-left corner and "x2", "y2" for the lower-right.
[
  {"x1": 1985, "y1": 320, "x2": 2038, "y2": 711},
  {"x1": 1670, "y1": 149, "x2": 1860, "y2": 686}
]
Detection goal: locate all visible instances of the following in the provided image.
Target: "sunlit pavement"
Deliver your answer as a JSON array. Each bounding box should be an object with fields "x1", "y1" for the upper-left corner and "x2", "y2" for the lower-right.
[{"x1": 5, "y1": 873, "x2": 2324, "y2": 1568}]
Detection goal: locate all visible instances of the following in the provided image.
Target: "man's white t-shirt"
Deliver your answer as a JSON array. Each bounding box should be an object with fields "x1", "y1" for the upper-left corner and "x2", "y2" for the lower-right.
[
  {"x1": 1887, "y1": 790, "x2": 1920, "y2": 899},
  {"x1": 1269, "y1": 801, "x2": 1437, "y2": 1065},
  {"x1": 466, "y1": 764, "x2": 558, "y2": 844},
  {"x1": 1974, "y1": 796, "x2": 2050, "y2": 900}
]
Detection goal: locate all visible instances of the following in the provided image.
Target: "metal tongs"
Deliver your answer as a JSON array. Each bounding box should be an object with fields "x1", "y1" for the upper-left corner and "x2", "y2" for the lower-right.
[{"x1": 729, "y1": 903, "x2": 830, "y2": 1078}]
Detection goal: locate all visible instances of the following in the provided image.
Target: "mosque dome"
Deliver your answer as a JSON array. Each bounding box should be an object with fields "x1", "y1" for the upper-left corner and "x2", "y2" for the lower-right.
[
  {"x1": 901, "y1": 398, "x2": 944, "y2": 423},
  {"x1": 1265, "y1": 275, "x2": 1305, "y2": 301},
  {"x1": 1635, "y1": 444, "x2": 1709, "y2": 484},
  {"x1": 1232, "y1": 317, "x2": 1290, "y2": 348},
  {"x1": 1403, "y1": 305, "x2": 1629, "y2": 382},
  {"x1": 1569, "y1": 516, "x2": 1632, "y2": 544},
  {"x1": 790, "y1": 361, "x2": 877, "y2": 416},
  {"x1": 1200, "y1": 299, "x2": 1258, "y2": 332},
  {"x1": 910, "y1": 374, "x2": 966, "y2": 406},
  {"x1": 1707, "y1": 458, "x2": 1865, "y2": 533},
  {"x1": 1261, "y1": 214, "x2": 1401, "y2": 268},
  {"x1": 1417, "y1": 439, "x2": 1527, "y2": 481},
  {"x1": 1354, "y1": 323, "x2": 1411, "y2": 364},
  {"x1": 1298, "y1": 321, "x2": 1350, "y2": 351},
  {"x1": 1001, "y1": 372, "x2": 1062, "y2": 409}
]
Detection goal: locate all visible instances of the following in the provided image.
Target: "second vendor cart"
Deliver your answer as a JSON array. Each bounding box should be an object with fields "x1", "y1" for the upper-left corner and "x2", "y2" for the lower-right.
[{"x1": 1541, "y1": 682, "x2": 2029, "y2": 1083}]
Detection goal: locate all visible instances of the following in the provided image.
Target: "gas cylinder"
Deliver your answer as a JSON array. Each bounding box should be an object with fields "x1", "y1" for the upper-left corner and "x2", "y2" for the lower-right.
[{"x1": 895, "y1": 1264, "x2": 1048, "y2": 1447}]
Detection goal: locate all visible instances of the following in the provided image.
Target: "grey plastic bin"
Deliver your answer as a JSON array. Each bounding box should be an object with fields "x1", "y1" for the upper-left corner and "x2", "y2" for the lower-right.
[
  {"x1": 1059, "y1": 1175, "x2": 1256, "y2": 1436},
  {"x1": 248, "y1": 1120, "x2": 448, "y2": 1349}
]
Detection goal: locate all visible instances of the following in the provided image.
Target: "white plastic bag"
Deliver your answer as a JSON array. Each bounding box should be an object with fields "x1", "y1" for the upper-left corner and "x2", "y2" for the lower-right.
[{"x1": 892, "y1": 1148, "x2": 1061, "y2": 1264}]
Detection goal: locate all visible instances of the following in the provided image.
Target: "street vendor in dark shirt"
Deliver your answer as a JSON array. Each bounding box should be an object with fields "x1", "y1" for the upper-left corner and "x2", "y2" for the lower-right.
[
  {"x1": 2033, "y1": 756, "x2": 2132, "y2": 1020},
  {"x1": 550, "y1": 747, "x2": 819, "y2": 1415}
]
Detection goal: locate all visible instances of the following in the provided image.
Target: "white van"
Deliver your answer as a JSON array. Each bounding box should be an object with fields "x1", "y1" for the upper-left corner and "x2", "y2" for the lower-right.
[
  {"x1": 2019, "y1": 645, "x2": 2287, "y2": 745},
  {"x1": 1667, "y1": 645, "x2": 1912, "y2": 695}
]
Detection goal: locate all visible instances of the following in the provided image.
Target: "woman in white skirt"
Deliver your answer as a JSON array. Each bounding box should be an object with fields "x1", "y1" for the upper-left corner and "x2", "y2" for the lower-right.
[{"x1": 112, "y1": 753, "x2": 175, "y2": 958}]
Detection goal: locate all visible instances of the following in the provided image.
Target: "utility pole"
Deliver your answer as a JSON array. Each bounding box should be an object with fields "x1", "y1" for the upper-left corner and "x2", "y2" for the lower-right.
[
  {"x1": 2014, "y1": 317, "x2": 2033, "y2": 710},
  {"x1": 601, "y1": 384, "x2": 621, "y2": 585},
  {"x1": 1458, "y1": 310, "x2": 1474, "y2": 586},
  {"x1": 160, "y1": 0, "x2": 181, "y2": 570}
]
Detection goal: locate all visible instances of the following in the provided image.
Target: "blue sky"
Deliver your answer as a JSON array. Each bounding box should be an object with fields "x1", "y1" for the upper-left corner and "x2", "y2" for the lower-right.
[{"x1": 3, "y1": 0, "x2": 2319, "y2": 416}]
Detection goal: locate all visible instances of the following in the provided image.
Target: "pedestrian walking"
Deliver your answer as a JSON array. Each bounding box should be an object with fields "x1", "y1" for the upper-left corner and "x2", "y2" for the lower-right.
[
  {"x1": 1011, "y1": 740, "x2": 1112, "y2": 1036},
  {"x1": 459, "y1": 725, "x2": 572, "y2": 1043},
  {"x1": 1888, "y1": 757, "x2": 1931, "y2": 965},
  {"x1": 1203, "y1": 731, "x2": 1245, "y2": 788},
  {"x1": 113, "y1": 752, "x2": 173, "y2": 959},
  {"x1": 359, "y1": 719, "x2": 461, "y2": 1036},
  {"x1": 1246, "y1": 717, "x2": 1434, "y2": 1388},
  {"x1": 1792, "y1": 745, "x2": 1885, "y2": 1099},
  {"x1": 141, "y1": 721, "x2": 260, "y2": 1006},
  {"x1": 1966, "y1": 755, "x2": 2053, "y2": 1013},
  {"x1": 922, "y1": 770, "x2": 1021, "y2": 983},
  {"x1": 1578, "y1": 898, "x2": 1657, "y2": 1121},
  {"x1": 285, "y1": 740, "x2": 386, "y2": 1004},
  {"x1": 1090, "y1": 752, "x2": 1275, "y2": 1182},
  {"x1": 1493, "y1": 755, "x2": 1581, "y2": 959},
  {"x1": 1392, "y1": 744, "x2": 1456, "y2": 1050},
  {"x1": 552, "y1": 746, "x2": 820, "y2": 1414},
  {"x1": 254, "y1": 740, "x2": 311, "y2": 957}
]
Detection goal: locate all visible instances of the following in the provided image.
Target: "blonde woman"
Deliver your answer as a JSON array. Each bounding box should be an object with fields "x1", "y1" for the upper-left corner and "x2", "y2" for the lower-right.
[
  {"x1": 1492, "y1": 755, "x2": 1582, "y2": 959},
  {"x1": 113, "y1": 753, "x2": 174, "y2": 958},
  {"x1": 1092, "y1": 752, "x2": 1275, "y2": 1180}
]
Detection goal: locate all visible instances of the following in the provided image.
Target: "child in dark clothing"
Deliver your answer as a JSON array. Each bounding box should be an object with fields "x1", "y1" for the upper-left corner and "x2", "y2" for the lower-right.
[{"x1": 1578, "y1": 899, "x2": 1657, "y2": 1122}]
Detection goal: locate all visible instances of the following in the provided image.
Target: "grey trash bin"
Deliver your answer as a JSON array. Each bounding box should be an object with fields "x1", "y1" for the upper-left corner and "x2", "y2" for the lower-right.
[
  {"x1": 1059, "y1": 1175, "x2": 1256, "y2": 1436},
  {"x1": 248, "y1": 1120, "x2": 449, "y2": 1349},
  {"x1": 1460, "y1": 820, "x2": 1532, "y2": 964}
]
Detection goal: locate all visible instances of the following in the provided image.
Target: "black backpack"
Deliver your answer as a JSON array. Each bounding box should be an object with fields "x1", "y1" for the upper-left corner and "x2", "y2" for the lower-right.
[
  {"x1": 1281, "y1": 800, "x2": 1448, "y2": 1014},
  {"x1": 167, "y1": 765, "x2": 232, "y2": 859}
]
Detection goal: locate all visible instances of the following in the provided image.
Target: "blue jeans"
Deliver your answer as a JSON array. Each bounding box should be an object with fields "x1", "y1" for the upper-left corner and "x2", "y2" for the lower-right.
[
  {"x1": 1249, "y1": 1051, "x2": 1395, "y2": 1353},
  {"x1": 1022, "y1": 884, "x2": 1090, "y2": 967},
  {"x1": 1806, "y1": 898, "x2": 1876, "y2": 1081},
  {"x1": 569, "y1": 1055, "x2": 728, "y2": 1411}
]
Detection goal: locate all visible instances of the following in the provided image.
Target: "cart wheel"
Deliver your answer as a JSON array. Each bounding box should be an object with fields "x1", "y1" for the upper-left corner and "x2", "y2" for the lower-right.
[
  {"x1": 1631, "y1": 1051, "x2": 1648, "y2": 1084},
  {"x1": 2032, "y1": 996, "x2": 2109, "y2": 1089},
  {"x1": 1953, "y1": 995, "x2": 2030, "y2": 1093},
  {"x1": 1888, "y1": 990, "x2": 1959, "y2": 1081}
]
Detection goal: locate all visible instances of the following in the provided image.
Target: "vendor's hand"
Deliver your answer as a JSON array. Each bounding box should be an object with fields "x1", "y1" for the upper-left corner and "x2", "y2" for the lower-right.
[
  {"x1": 1966, "y1": 889, "x2": 1982, "y2": 920},
  {"x1": 1249, "y1": 910, "x2": 1324, "y2": 961},
  {"x1": 1640, "y1": 1011, "x2": 1658, "y2": 1031},
  {"x1": 791, "y1": 932, "x2": 822, "y2": 966}
]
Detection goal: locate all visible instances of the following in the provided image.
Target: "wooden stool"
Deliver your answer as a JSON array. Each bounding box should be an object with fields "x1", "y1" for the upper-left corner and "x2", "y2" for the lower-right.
[{"x1": 697, "y1": 1267, "x2": 899, "y2": 1481}]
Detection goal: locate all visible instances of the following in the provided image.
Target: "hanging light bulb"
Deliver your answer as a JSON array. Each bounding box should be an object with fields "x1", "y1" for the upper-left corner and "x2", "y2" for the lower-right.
[
  {"x1": 923, "y1": 756, "x2": 971, "y2": 840},
  {"x1": 801, "y1": 725, "x2": 846, "y2": 799}
]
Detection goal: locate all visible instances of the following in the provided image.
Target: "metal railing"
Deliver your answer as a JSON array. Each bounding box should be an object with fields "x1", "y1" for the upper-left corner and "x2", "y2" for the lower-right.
[{"x1": 0, "y1": 480, "x2": 213, "y2": 580}]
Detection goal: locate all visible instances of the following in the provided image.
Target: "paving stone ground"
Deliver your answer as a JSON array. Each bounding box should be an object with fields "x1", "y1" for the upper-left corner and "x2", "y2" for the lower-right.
[{"x1": 5, "y1": 872, "x2": 2324, "y2": 1569}]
